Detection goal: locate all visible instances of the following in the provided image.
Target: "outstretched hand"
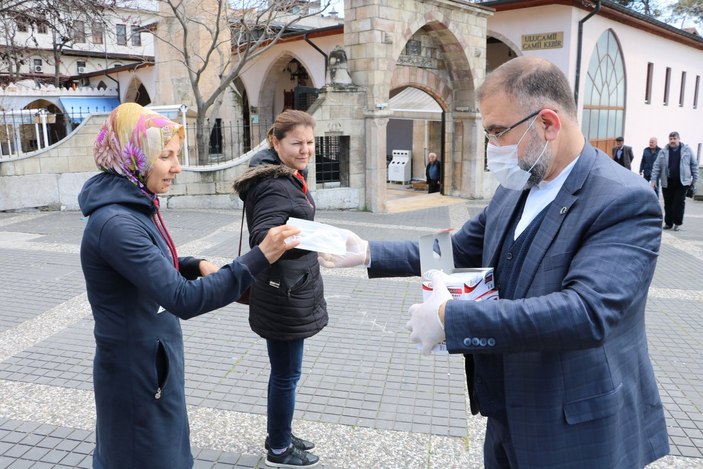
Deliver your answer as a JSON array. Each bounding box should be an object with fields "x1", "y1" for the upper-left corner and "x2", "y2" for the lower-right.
[
  {"x1": 318, "y1": 228, "x2": 369, "y2": 268},
  {"x1": 406, "y1": 270, "x2": 452, "y2": 355},
  {"x1": 198, "y1": 260, "x2": 220, "y2": 276},
  {"x1": 259, "y1": 225, "x2": 301, "y2": 264}
]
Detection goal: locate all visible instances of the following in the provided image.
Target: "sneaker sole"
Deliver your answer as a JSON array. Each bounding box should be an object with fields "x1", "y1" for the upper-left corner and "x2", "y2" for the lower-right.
[{"x1": 265, "y1": 458, "x2": 320, "y2": 468}]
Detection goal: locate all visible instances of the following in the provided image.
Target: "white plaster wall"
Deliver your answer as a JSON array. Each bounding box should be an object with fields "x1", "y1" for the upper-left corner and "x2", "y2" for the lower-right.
[
  {"x1": 582, "y1": 16, "x2": 703, "y2": 170},
  {"x1": 487, "y1": 6, "x2": 575, "y2": 82},
  {"x1": 487, "y1": 5, "x2": 703, "y2": 173}
]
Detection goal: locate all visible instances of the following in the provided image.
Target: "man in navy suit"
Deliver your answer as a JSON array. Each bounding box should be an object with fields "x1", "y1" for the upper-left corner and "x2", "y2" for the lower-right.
[{"x1": 320, "y1": 57, "x2": 669, "y2": 468}]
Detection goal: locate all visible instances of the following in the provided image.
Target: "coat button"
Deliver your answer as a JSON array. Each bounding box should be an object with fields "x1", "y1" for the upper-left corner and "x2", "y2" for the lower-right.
[
  {"x1": 464, "y1": 338, "x2": 472, "y2": 346},
  {"x1": 487, "y1": 338, "x2": 496, "y2": 346},
  {"x1": 507, "y1": 252, "x2": 513, "y2": 260}
]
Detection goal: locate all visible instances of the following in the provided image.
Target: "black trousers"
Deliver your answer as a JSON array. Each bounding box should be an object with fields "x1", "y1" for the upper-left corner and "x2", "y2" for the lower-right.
[
  {"x1": 662, "y1": 179, "x2": 688, "y2": 226},
  {"x1": 427, "y1": 179, "x2": 440, "y2": 193},
  {"x1": 484, "y1": 417, "x2": 519, "y2": 468}
]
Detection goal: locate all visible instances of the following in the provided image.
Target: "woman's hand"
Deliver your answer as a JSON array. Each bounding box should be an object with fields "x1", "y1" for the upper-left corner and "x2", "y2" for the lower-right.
[
  {"x1": 198, "y1": 260, "x2": 220, "y2": 276},
  {"x1": 259, "y1": 225, "x2": 301, "y2": 264}
]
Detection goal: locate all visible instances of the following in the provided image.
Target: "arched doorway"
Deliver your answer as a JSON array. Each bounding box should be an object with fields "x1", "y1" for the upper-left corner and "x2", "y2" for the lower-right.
[
  {"x1": 388, "y1": 22, "x2": 477, "y2": 200},
  {"x1": 257, "y1": 54, "x2": 315, "y2": 129},
  {"x1": 387, "y1": 86, "x2": 444, "y2": 190},
  {"x1": 486, "y1": 34, "x2": 519, "y2": 74},
  {"x1": 581, "y1": 29, "x2": 625, "y2": 153},
  {"x1": 24, "y1": 99, "x2": 65, "y2": 148},
  {"x1": 125, "y1": 78, "x2": 151, "y2": 106}
]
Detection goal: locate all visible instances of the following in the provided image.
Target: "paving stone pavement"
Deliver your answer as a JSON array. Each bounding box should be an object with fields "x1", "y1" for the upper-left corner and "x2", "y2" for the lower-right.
[{"x1": 0, "y1": 194, "x2": 702, "y2": 468}]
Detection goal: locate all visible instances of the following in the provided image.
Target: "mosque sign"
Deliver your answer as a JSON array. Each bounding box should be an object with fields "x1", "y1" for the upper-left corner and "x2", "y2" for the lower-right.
[{"x1": 521, "y1": 32, "x2": 564, "y2": 50}]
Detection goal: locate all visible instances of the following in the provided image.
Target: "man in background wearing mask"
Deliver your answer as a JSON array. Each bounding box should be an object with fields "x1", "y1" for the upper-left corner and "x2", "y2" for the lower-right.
[{"x1": 319, "y1": 56, "x2": 668, "y2": 469}]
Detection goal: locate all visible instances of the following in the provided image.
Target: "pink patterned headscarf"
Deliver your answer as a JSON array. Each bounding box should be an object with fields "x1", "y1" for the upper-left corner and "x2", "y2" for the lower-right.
[{"x1": 93, "y1": 103, "x2": 184, "y2": 190}]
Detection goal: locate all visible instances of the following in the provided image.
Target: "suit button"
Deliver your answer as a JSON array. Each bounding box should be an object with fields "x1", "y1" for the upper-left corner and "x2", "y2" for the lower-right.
[
  {"x1": 507, "y1": 252, "x2": 513, "y2": 260},
  {"x1": 487, "y1": 338, "x2": 496, "y2": 346},
  {"x1": 479, "y1": 338, "x2": 487, "y2": 346},
  {"x1": 472, "y1": 338, "x2": 480, "y2": 346},
  {"x1": 463, "y1": 338, "x2": 472, "y2": 346}
]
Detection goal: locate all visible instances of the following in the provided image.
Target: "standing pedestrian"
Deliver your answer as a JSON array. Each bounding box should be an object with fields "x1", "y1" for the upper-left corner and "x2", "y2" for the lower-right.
[
  {"x1": 233, "y1": 110, "x2": 325, "y2": 468},
  {"x1": 640, "y1": 137, "x2": 661, "y2": 195},
  {"x1": 320, "y1": 56, "x2": 668, "y2": 469},
  {"x1": 651, "y1": 131, "x2": 699, "y2": 231},
  {"x1": 425, "y1": 152, "x2": 441, "y2": 193},
  {"x1": 79, "y1": 103, "x2": 299, "y2": 469},
  {"x1": 611, "y1": 136, "x2": 634, "y2": 169}
]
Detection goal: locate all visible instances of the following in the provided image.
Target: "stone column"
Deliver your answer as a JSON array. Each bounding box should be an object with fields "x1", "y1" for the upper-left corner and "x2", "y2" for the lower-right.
[
  {"x1": 364, "y1": 110, "x2": 391, "y2": 212},
  {"x1": 454, "y1": 111, "x2": 484, "y2": 199}
]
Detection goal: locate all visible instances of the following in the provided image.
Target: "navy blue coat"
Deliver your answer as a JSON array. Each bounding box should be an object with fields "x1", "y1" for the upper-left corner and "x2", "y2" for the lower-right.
[
  {"x1": 79, "y1": 172, "x2": 268, "y2": 469},
  {"x1": 368, "y1": 144, "x2": 669, "y2": 468}
]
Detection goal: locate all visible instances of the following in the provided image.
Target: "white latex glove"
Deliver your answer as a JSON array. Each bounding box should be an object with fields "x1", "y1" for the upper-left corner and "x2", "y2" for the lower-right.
[
  {"x1": 318, "y1": 228, "x2": 369, "y2": 268},
  {"x1": 406, "y1": 270, "x2": 452, "y2": 355}
]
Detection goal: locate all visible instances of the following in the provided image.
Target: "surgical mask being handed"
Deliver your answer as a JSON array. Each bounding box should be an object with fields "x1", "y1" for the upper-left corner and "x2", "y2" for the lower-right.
[{"x1": 486, "y1": 117, "x2": 548, "y2": 191}]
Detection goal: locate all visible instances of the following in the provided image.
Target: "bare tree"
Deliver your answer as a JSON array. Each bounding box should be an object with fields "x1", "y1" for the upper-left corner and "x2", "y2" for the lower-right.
[
  {"x1": 671, "y1": 0, "x2": 703, "y2": 29},
  {"x1": 609, "y1": 0, "x2": 665, "y2": 16},
  {"x1": 0, "y1": 14, "x2": 32, "y2": 82},
  {"x1": 153, "y1": 0, "x2": 332, "y2": 163}
]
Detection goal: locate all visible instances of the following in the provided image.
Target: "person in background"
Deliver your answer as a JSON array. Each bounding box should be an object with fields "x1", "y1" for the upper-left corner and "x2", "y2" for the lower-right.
[
  {"x1": 640, "y1": 137, "x2": 661, "y2": 195},
  {"x1": 233, "y1": 110, "x2": 325, "y2": 468},
  {"x1": 611, "y1": 135, "x2": 634, "y2": 169},
  {"x1": 650, "y1": 131, "x2": 699, "y2": 231},
  {"x1": 320, "y1": 57, "x2": 668, "y2": 469},
  {"x1": 79, "y1": 103, "x2": 299, "y2": 469},
  {"x1": 425, "y1": 151, "x2": 442, "y2": 193}
]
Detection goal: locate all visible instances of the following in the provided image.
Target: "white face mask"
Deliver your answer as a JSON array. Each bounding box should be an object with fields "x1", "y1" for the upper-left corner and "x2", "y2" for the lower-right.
[{"x1": 486, "y1": 118, "x2": 548, "y2": 190}]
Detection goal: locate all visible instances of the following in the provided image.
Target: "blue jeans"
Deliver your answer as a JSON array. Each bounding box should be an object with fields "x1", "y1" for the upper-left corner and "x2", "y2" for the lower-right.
[{"x1": 266, "y1": 338, "x2": 304, "y2": 451}]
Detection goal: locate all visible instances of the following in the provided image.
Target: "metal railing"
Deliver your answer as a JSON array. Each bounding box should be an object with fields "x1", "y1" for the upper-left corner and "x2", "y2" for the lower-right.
[
  {"x1": 1, "y1": 106, "x2": 347, "y2": 187},
  {"x1": 183, "y1": 119, "x2": 273, "y2": 166}
]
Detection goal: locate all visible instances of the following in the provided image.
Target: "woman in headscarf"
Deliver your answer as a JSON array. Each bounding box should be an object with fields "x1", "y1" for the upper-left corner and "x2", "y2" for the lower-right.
[{"x1": 78, "y1": 103, "x2": 300, "y2": 469}]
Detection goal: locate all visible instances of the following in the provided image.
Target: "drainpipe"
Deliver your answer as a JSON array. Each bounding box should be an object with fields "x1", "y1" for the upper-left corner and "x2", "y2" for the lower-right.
[
  {"x1": 105, "y1": 73, "x2": 120, "y2": 102},
  {"x1": 304, "y1": 32, "x2": 328, "y2": 82},
  {"x1": 574, "y1": 0, "x2": 601, "y2": 107}
]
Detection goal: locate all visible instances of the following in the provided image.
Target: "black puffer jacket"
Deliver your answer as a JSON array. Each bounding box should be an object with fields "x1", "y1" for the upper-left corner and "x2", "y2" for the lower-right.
[{"x1": 233, "y1": 148, "x2": 328, "y2": 340}]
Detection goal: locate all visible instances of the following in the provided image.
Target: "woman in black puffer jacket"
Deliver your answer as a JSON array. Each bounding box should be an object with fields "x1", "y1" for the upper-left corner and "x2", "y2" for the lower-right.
[{"x1": 233, "y1": 110, "x2": 327, "y2": 468}]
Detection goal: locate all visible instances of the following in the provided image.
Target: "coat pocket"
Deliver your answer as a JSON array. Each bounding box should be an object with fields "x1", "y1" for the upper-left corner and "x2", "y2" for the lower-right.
[
  {"x1": 152, "y1": 339, "x2": 171, "y2": 400},
  {"x1": 563, "y1": 383, "x2": 623, "y2": 425}
]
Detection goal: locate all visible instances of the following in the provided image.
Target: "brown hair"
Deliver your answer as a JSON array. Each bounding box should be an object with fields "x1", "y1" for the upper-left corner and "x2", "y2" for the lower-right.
[{"x1": 267, "y1": 110, "x2": 316, "y2": 147}]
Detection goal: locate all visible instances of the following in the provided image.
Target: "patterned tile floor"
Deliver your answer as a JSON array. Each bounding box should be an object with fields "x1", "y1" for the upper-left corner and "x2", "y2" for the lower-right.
[{"x1": 0, "y1": 190, "x2": 701, "y2": 468}]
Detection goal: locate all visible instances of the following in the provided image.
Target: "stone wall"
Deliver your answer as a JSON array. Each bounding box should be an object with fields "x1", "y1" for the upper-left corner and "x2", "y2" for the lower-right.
[{"x1": 0, "y1": 94, "x2": 366, "y2": 212}]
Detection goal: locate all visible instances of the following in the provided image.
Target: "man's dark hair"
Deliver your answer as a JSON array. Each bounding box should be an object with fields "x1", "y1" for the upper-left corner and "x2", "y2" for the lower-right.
[{"x1": 478, "y1": 57, "x2": 578, "y2": 120}]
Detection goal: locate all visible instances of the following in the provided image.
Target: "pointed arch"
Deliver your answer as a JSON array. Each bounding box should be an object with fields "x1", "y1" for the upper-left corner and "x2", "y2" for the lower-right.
[
  {"x1": 257, "y1": 52, "x2": 315, "y2": 127},
  {"x1": 581, "y1": 29, "x2": 626, "y2": 153},
  {"x1": 124, "y1": 77, "x2": 151, "y2": 106}
]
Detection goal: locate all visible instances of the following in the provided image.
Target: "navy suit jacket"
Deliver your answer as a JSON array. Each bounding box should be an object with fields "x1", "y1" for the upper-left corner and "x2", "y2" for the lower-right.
[{"x1": 368, "y1": 143, "x2": 669, "y2": 468}]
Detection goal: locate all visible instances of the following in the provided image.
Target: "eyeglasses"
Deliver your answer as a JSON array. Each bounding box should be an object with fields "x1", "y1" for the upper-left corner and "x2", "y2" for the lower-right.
[{"x1": 484, "y1": 110, "x2": 541, "y2": 144}]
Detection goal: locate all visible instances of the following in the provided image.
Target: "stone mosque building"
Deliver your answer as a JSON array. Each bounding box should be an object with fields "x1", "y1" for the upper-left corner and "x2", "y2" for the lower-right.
[{"x1": 1, "y1": 0, "x2": 701, "y2": 213}]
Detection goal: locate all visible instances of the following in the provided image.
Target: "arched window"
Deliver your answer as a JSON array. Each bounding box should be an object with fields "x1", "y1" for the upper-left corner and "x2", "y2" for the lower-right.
[{"x1": 581, "y1": 30, "x2": 625, "y2": 154}]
